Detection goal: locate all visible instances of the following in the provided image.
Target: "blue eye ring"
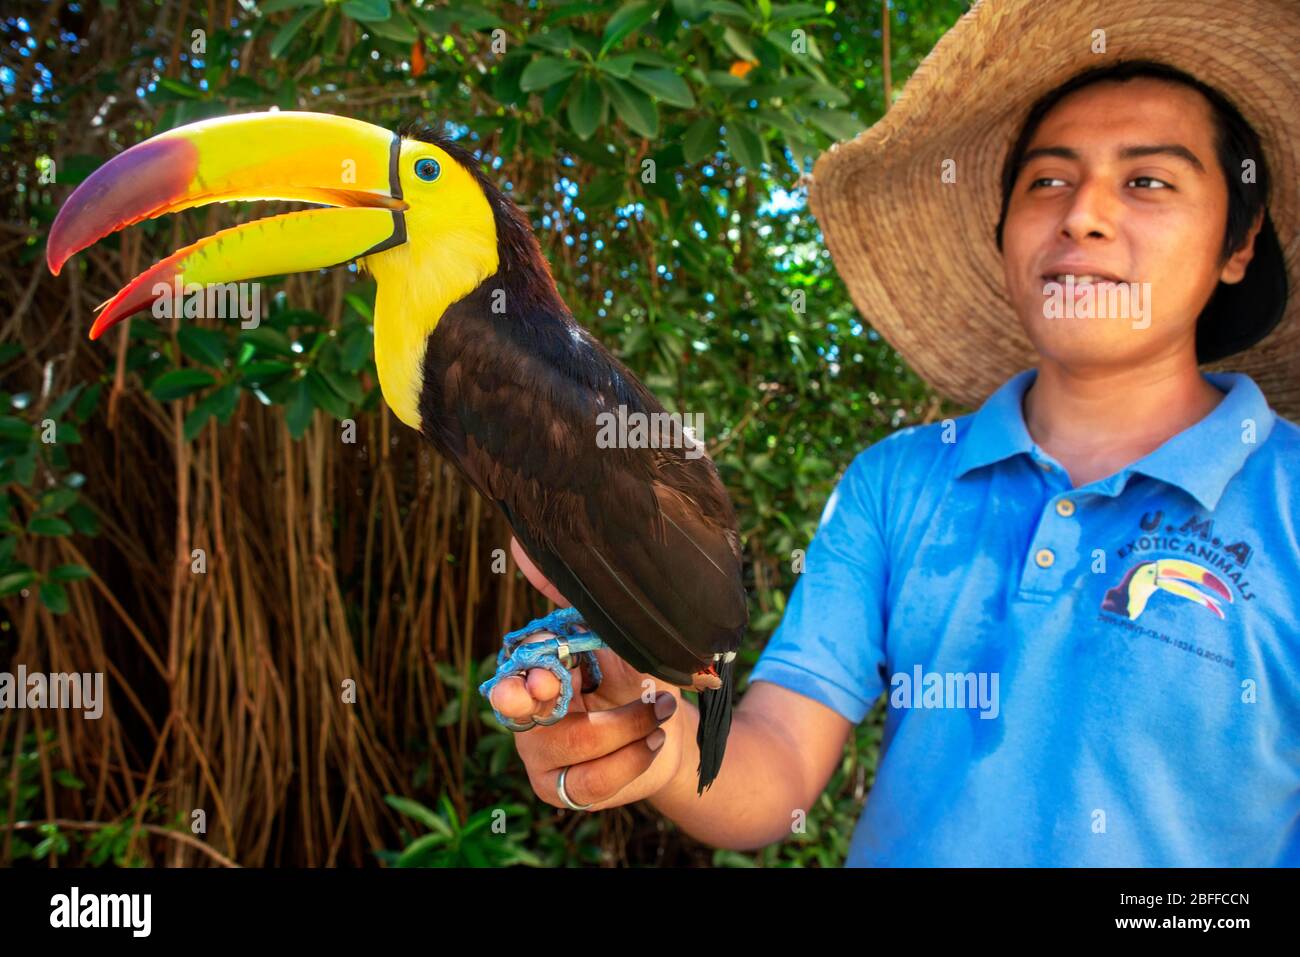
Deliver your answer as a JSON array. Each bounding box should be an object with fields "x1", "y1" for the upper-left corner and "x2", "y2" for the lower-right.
[{"x1": 415, "y1": 157, "x2": 441, "y2": 182}]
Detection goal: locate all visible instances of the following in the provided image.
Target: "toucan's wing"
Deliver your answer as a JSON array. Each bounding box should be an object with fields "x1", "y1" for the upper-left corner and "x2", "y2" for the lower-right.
[
  {"x1": 511, "y1": 468, "x2": 747, "y2": 684},
  {"x1": 420, "y1": 301, "x2": 747, "y2": 685}
]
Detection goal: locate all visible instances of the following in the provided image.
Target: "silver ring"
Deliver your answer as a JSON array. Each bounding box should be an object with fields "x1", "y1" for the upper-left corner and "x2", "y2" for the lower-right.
[{"x1": 556, "y1": 765, "x2": 593, "y2": 811}]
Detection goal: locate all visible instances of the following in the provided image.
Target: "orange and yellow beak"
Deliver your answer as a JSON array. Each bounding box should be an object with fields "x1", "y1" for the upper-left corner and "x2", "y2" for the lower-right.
[
  {"x1": 47, "y1": 111, "x2": 408, "y2": 338},
  {"x1": 1152, "y1": 558, "x2": 1234, "y2": 619}
]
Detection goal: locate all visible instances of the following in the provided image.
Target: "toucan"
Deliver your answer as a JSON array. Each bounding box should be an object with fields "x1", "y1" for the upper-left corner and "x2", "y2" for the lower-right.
[
  {"x1": 1101, "y1": 558, "x2": 1234, "y2": 621},
  {"x1": 46, "y1": 111, "x2": 747, "y2": 794}
]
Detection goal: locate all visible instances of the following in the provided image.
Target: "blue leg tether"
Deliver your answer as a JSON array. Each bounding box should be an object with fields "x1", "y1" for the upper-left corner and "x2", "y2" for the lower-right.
[{"x1": 478, "y1": 607, "x2": 606, "y2": 731}]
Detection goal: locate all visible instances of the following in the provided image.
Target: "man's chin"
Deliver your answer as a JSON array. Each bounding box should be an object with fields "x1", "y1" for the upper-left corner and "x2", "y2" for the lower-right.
[{"x1": 1018, "y1": 317, "x2": 1157, "y2": 371}]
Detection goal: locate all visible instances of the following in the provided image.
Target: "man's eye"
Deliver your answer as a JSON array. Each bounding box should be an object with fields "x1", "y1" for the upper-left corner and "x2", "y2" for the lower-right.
[
  {"x1": 1128, "y1": 176, "x2": 1171, "y2": 189},
  {"x1": 1028, "y1": 177, "x2": 1067, "y2": 189}
]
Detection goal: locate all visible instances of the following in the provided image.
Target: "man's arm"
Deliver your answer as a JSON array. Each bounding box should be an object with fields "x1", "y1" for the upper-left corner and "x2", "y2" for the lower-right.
[
  {"x1": 496, "y1": 439, "x2": 886, "y2": 848},
  {"x1": 489, "y1": 626, "x2": 856, "y2": 851},
  {"x1": 649, "y1": 446, "x2": 891, "y2": 848},
  {"x1": 648, "y1": 680, "x2": 853, "y2": 851}
]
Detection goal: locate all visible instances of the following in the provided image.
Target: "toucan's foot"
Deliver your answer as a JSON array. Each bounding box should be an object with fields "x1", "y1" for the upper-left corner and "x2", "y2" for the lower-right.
[{"x1": 478, "y1": 607, "x2": 606, "y2": 731}]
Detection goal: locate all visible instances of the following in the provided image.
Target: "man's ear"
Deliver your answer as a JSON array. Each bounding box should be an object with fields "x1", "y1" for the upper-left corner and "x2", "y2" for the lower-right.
[{"x1": 1219, "y1": 210, "x2": 1265, "y2": 284}]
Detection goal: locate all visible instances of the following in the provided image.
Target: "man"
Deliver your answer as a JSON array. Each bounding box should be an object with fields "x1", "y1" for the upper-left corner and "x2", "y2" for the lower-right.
[{"x1": 489, "y1": 0, "x2": 1299, "y2": 865}]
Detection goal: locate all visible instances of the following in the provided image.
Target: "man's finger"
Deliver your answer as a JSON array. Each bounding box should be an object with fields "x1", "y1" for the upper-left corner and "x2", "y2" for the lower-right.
[
  {"x1": 525, "y1": 667, "x2": 561, "y2": 704},
  {"x1": 488, "y1": 675, "x2": 537, "y2": 720},
  {"x1": 536, "y1": 690, "x2": 674, "y2": 768},
  {"x1": 488, "y1": 630, "x2": 582, "y2": 720},
  {"x1": 547, "y1": 730, "x2": 666, "y2": 809}
]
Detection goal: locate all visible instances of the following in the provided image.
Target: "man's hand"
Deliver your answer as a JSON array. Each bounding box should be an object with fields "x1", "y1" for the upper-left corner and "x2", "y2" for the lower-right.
[{"x1": 488, "y1": 538, "x2": 685, "y2": 810}]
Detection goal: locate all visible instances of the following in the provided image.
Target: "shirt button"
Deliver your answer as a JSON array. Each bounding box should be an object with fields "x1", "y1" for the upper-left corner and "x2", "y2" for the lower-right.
[
  {"x1": 1035, "y1": 548, "x2": 1055, "y2": 568},
  {"x1": 1038, "y1": 461, "x2": 1052, "y2": 472},
  {"x1": 1055, "y1": 499, "x2": 1076, "y2": 517}
]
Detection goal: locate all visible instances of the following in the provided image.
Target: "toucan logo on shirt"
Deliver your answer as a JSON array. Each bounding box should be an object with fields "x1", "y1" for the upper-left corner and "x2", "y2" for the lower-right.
[
  {"x1": 1097, "y1": 512, "x2": 1249, "y2": 671},
  {"x1": 1101, "y1": 558, "x2": 1233, "y2": 621},
  {"x1": 1111, "y1": 509, "x2": 1257, "y2": 604}
]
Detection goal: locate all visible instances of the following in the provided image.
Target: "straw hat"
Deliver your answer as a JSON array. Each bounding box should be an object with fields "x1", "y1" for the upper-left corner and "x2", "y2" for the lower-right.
[{"x1": 807, "y1": 0, "x2": 1300, "y2": 417}]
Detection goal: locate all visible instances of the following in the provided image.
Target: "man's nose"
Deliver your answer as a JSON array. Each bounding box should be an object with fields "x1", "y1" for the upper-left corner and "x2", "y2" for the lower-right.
[{"x1": 1058, "y1": 177, "x2": 1118, "y2": 242}]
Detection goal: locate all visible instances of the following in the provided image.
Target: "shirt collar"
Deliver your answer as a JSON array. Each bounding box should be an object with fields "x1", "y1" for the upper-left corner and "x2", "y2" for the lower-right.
[{"x1": 955, "y1": 367, "x2": 1276, "y2": 512}]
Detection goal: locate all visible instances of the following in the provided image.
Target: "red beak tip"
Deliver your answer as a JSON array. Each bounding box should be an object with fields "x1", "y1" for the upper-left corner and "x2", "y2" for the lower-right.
[{"x1": 88, "y1": 311, "x2": 111, "y2": 340}]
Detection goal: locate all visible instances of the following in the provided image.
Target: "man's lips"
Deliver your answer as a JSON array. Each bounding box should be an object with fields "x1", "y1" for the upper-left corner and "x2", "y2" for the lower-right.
[{"x1": 1040, "y1": 264, "x2": 1127, "y2": 284}]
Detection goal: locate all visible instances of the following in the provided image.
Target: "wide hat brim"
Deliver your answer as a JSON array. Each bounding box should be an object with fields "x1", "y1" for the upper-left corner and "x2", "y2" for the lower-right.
[{"x1": 808, "y1": 0, "x2": 1300, "y2": 417}]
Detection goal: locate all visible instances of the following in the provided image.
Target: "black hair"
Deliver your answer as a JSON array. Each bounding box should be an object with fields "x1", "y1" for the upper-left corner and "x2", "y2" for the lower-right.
[{"x1": 993, "y1": 60, "x2": 1287, "y2": 362}]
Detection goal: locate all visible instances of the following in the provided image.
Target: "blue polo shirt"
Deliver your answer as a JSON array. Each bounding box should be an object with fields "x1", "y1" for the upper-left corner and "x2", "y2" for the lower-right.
[{"x1": 749, "y1": 368, "x2": 1300, "y2": 866}]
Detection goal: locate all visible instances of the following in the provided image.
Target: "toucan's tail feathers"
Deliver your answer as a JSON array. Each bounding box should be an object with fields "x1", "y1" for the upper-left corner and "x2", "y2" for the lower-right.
[{"x1": 695, "y1": 655, "x2": 736, "y2": 795}]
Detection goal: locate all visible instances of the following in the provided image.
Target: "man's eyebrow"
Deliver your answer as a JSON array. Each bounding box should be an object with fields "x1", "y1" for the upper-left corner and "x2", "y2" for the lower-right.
[
  {"x1": 1018, "y1": 143, "x2": 1207, "y2": 173},
  {"x1": 1117, "y1": 143, "x2": 1206, "y2": 172},
  {"x1": 1018, "y1": 146, "x2": 1079, "y2": 168}
]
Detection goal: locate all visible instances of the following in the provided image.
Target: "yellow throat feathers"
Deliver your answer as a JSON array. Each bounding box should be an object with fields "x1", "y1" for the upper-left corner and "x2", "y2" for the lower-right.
[{"x1": 361, "y1": 143, "x2": 500, "y2": 431}]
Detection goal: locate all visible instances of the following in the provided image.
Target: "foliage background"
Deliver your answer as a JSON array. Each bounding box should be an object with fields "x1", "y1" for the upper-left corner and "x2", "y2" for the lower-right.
[{"x1": 0, "y1": 0, "x2": 967, "y2": 867}]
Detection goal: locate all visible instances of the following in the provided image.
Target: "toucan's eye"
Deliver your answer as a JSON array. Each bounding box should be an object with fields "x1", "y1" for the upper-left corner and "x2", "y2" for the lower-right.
[{"x1": 415, "y1": 158, "x2": 441, "y2": 182}]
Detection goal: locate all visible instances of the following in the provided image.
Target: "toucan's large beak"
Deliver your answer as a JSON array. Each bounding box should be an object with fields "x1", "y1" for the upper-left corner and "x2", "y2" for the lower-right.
[
  {"x1": 1152, "y1": 559, "x2": 1233, "y2": 619},
  {"x1": 47, "y1": 111, "x2": 408, "y2": 339}
]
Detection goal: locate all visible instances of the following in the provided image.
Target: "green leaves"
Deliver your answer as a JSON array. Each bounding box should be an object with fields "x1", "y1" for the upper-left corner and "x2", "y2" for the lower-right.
[
  {"x1": 339, "y1": 326, "x2": 373, "y2": 374},
  {"x1": 39, "y1": 582, "x2": 69, "y2": 615},
  {"x1": 683, "y1": 117, "x2": 718, "y2": 163},
  {"x1": 263, "y1": 0, "x2": 427, "y2": 62},
  {"x1": 581, "y1": 171, "x2": 625, "y2": 207},
  {"x1": 385, "y1": 795, "x2": 451, "y2": 835},
  {"x1": 65, "y1": 503, "x2": 99, "y2": 536},
  {"x1": 127, "y1": 291, "x2": 376, "y2": 444},
  {"x1": 0, "y1": 381, "x2": 102, "y2": 613},
  {"x1": 520, "y1": 57, "x2": 579, "y2": 93},
  {"x1": 723, "y1": 27, "x2": 759, "y2": 65},
  {"x1": 726, "y1": 117, "x2": 766, "y2": 169},
  {"x1": 177, "y1": 326, "x2": 229, "y2": 368},
  {"x1": 52, "y1": 155, "x2": 103, "y2": 186},
  {"x1": 382, "y1": 794, "x2": 541, "y2": 868},
  {"x1": 32, "y1": 823, "x2": 72, "y2": 860},
  {"x1": 567, "y1": 75, "x2": 607, "y2": 140},
  {"x1": 28, "y1": 516, "x2": 74, "y2": 537},
  {"x1": 340, "y1": 0, "x2": 391, "y2": 22},
  {"x1": 0, "y1": 570, "x2": 37, "y2": 597},
  {"x1": 183, "y1": 383, "x2": 240, "y2": 442},
  {"x1": 530, "y1": 56, "x2": 701, "y2": 142},
  {"x1": 809, "y1": 109, "x2": 866, "y2": 141},
  {"x1": 270, "y1": 7, "x2": 318, "y2": 59},
  {"x1": 260, "y1": 0, "x2": 325, "y2": 11},
  {"x1": 49, "y1": 564, "x2": 93, "y2": 582},
  {"x1": 149, "y1": 369, "x2": 216, "y2": 402},
  {"x1": 285, "y1": 379, "x2": 315, "y2": 439},
  {"x1": 625, "y1": 67, "x2": 695, "y2": 108},
  {"x1": 239, "y1": 326, "x2": 295, "y2": 357},
  {"x1": 366, "y1": 10, "x2": 419, "y2": 43},
  {"x1": 0, "y1": 416, "x2": 32, "y2": 442},
  {"x1": 305, "y1": 370, "x2": 351, "y2": 420},
  {"x1": 600, "y1": 1, "x2": 659, "y2": 57},
  {"x1": 605, "y1": 77, "x2": 658, "y2": 137},
  {"x1": 500, "y1": 0, "x2": 859, "y2": 174},
  {"x1": 156, "y1": 77, "x2": 204, "y2": 99}
]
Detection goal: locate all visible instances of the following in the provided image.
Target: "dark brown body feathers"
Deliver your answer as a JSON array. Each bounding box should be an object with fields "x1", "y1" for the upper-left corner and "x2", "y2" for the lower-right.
[{"x1": 409, "y1": 127, "x2": 745, "y2": 790}]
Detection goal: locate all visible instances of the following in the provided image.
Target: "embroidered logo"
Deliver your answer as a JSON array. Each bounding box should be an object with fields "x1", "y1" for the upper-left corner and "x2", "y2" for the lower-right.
[{"x1": 1101, "y1": 558, "x2": 1234, "y2": 621}]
